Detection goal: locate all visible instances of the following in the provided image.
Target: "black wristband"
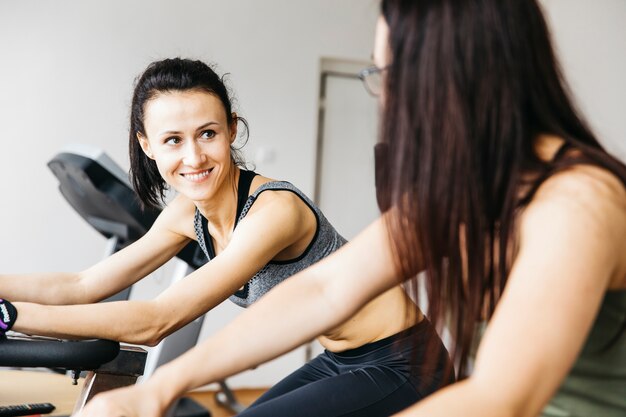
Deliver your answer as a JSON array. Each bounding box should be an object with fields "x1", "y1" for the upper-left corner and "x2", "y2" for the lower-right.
[{"x1": 0, "y1": 298, "x2": 18, "y2": 335}]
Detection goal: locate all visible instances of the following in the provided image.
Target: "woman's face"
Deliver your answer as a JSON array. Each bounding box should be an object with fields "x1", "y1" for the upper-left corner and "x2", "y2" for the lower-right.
[
  {"x1": 137, "y1": 89, "x2": 236, "y2": 203},
  {"x1": 373, "y1": 16, "x2": 391, "y2": 101},
  {"x1": 374, "y1": 16, "x2": 391, "y2": 69}
]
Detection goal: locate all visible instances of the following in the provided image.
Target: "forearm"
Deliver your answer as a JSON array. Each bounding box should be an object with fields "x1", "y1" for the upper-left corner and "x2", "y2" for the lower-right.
[
  {"x1": 0, "y1": 272, "x2": 87, "y2": 304},
  {"x1": 140, "y1": 220, "x2": 397, "y2": 405},
  {"x1": 12, "y1": 300, "x2": 162, "y2": 344},
  {"x1": 393, "y1": 379, "x2": 523, "y2": 417},
  {"x1": 147, "y1": 270, "x2": 355, "y2": 406}
]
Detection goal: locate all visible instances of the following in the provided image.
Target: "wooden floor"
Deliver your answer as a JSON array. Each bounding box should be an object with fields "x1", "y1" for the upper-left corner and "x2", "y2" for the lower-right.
[
  {"x1": 0, "y1": 370, "x2": 266, "y2": 417},
  {"x1": 0, "y1": 370, "x2": 83, "y2": 416},
  {"x1": 186, "y1": 389, "x2": 267, "y2": 417}
]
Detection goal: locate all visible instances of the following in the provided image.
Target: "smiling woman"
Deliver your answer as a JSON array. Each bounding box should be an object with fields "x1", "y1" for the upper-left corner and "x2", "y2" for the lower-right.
[
  {"x1": 127, "y1": 59, "x2": 248, "y2": 211},
  {"x1": 138, "y1": 91, "x2": 238, "y2": 205},
  {"x1": 66, "y1": 1, "x2": 626, "y2": 416},
  {"x1": 0, "y1": 57, "x2": 343, "y2": 345},
  {"x1": 0, "y1": 58, "x2": 451, "y2": 417}
]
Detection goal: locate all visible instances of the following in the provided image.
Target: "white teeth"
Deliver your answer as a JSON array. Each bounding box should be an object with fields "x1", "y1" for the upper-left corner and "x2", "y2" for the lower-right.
[{"x1": 184, "y1": 170, "x2": 210, "y2": 181}]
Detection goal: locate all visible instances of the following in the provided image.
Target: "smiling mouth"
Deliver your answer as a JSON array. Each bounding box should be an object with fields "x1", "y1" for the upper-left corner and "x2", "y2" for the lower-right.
[{"x1": 181, "y1": 168, "x2": 212, "y2": 182}]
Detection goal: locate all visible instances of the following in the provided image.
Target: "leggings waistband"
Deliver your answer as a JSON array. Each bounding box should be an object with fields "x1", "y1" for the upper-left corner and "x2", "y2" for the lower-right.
[{"x1": 330, "y1": 319, "x2": 431, "y2": 358}]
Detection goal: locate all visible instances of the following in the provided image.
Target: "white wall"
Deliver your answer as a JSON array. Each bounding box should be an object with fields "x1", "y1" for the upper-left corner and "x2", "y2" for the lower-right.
[
  {"x1": 0, "y1": 0, "x2": 379, "y2": 388},
  {"x1": 0, "y1": 0, "x2": 624, "y2": 388},
  {"x1": 0, "y1": 0, "x2": 379, "y2": 273},
  {"x1": 540, "y1": 0, "x2": 626, "y2": 160}
]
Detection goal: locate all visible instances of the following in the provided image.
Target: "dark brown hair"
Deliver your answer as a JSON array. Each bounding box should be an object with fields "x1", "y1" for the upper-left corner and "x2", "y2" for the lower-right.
[
  {"x1": 378, "y1": 0, "x2": 626, "y2": 377},
  {"x1": 129, "y1": 58, "x2": 249, "y2": 209}
]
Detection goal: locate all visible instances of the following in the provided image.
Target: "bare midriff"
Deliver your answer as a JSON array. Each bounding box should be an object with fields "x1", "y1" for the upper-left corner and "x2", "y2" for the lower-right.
[{"x1": 318, "y1": 285, "x2": 422, "y2": 353}]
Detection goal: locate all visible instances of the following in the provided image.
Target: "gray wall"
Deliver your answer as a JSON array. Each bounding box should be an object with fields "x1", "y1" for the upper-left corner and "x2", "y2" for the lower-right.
[
  {"x1": 0, "y1": 0, "x2": 624, "y2": 388},
  {"x1": 0, "y1": 0, "x2": 379, "y2": 273},
  {"x1": 542, "y1": 0, "x2": 626, "y2": 160},
  {"x1": 0, "y1": 0, "x2": 379, "y2": 388}
]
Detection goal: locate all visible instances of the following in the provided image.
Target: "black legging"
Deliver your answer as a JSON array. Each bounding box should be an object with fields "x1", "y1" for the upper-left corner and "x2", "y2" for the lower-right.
[{"x1": 237, "y1": 319, "x2": 453, "y2": 417}]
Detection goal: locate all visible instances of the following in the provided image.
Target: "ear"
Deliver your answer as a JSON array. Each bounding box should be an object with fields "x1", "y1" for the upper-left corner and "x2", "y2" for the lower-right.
[
  {"x1": 229, "y1": 112, "x2": 238, "y2": 144},
  {"x1": 136, "y1": 132, "x2": 154, "y2": 159}
]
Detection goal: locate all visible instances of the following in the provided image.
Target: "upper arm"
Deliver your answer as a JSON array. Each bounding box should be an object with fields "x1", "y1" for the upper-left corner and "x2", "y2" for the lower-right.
[
  {"x1": 470, "y1": 169, "x2": 625, "y2": 416},
  {"x1": 219, "y1": 215, "x2": 404, "y2": 361},
  {"x1": 232, "y1": 194, "x2": 402, "y2": 317},
  {"x1": 151, "y1": 191, "x2": 319, "y2": 328},
  {"x1": 308, "y1": 214, "x2": 402, "y2": 320},
  {"x1": 155, "y1": 202, "x2": 401, "y2": 336},
  {"x1": 77, "y1": 196, "x2": 194, "y2": 302}
]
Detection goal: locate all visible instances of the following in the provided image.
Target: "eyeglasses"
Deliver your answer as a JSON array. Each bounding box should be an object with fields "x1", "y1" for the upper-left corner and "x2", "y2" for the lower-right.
[{"x1": 358, "y1": 65, "x2": 389, "y2": 97}]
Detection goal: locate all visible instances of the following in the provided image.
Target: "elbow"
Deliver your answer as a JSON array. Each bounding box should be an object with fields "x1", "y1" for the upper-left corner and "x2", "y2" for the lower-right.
[
  {"x1": 132, "y1": 324, "x2": 167, "y2": 347},
  {"x1": 46, "y1": 272, "x2": 88, "y2": 305},
  {"x1": 126, "y1": 301, "x2": 177, "y2": 347},
  {"x1": 142, "y1": 334, "x2": 163, "y2": 348},
  {"x1": 320, "y1": 277, "x2": 359, "y2": 328},
  {"x1": 115, "y1": 323, "x2": 163, "y2": 347},
  {"x1": 141, "y1": 318, "x2": 171, "y2": 347},
  {"x1": 75, "y1": 270, "x2": 107, "y2": 304},
  {"x1": 134, "y1": 321, "x2": 164, "y2": 347}
]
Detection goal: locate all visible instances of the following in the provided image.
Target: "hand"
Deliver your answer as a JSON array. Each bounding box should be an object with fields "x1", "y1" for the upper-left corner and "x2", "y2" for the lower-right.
[
  {"x1": 0, "y1": 298, "x2": 18, "y2": 337},
  {"x1": 73, "y1": 384, "x2": 166, "y2": 417}
]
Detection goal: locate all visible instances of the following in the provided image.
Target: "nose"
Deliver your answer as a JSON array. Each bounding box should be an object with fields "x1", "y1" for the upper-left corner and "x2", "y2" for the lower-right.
[{"x1": 182, "y1": 141, "x2": 207, "y2": 168}]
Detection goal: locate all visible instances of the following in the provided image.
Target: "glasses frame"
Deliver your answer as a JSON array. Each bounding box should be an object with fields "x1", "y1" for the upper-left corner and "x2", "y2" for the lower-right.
[{"x1": 358, "y1": 65, "x2": 389, "y2": 97}]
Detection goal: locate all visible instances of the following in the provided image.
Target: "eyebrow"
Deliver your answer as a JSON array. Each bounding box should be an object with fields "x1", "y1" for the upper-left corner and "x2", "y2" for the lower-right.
[{"x1": 158, "y1": 121, "x2": 219, "y2": 136}]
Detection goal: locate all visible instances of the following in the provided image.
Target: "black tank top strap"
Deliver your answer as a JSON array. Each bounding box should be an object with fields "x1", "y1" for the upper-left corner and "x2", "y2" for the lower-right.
[
  {"x1": 519, "y1": 141, "x2": 595, "y2": 206},
  {"x1": 235, "y1": 170, "x2": 258, "y2": 226},
  {"x1": 552, "y1": 141, "x2": 573, "y2": 162},
  {"x1": 196, "y1": 169, "x2": 258, "y2": 259}
]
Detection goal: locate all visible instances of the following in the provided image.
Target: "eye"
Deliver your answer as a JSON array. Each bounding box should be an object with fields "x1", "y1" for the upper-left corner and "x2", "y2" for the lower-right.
[
  {"x1": 165, "y1": 136, "x2": 181, "y2": 145},
  {"x1": 201, "y1": 130, "x2": 216, "y2": 140}
]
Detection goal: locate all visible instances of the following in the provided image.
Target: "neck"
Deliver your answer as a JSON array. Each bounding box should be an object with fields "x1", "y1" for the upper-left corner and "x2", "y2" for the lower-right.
[{"x1": 196, "y1": 166, "x2": 240, "y2": 235}]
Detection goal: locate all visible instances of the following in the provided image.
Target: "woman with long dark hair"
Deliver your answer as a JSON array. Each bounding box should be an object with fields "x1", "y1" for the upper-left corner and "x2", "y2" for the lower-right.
[
  {"x1": 77, "y1": 1, "x2": 626, "y2": 416},
  {"x1": 0, "y1": 57, "x2": 450, "y2": 416},
  {"x1": 0, "y1": 58, "x2": 351, "y2": 345}
]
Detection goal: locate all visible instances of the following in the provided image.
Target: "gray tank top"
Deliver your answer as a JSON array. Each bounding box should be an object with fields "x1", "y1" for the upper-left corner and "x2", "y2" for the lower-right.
[
  {"x1": 468, "y1": 290, "x2": 626, "y2": 417},
  {"x1": 193, "y1": 171, "x2": 347, "y2": 308},
  {"x1": 541, "y1": 290, "x2": 626, "y2": 417}
]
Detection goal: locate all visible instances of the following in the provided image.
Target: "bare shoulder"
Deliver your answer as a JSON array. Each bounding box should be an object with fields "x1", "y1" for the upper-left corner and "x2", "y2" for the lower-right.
[
  {"x1": 226, "y1": 176, "x2": 316, "y2": 257},
  {"x1": 522, "y1": 164, "x2": 626, "y2": 287},
  {"x1": 243, "y1": 176, "x2": 315, "y2": 238},
  {"x1": 247, "y1": 175, "x2": 310, "y2": 214},
  {"x1": 530, "y1": 163, "x2": 626, "y2": 220},
  {"x1": 533, "y1": 135, "x2": 626, "y2": 211},
  {"x1": 248, "y1": 185, "x2": 311, "y2": 220}
]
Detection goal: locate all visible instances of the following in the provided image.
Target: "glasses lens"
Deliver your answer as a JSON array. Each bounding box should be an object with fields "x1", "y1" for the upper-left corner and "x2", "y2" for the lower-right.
[
  {"x1": 359, "y1": 66, "x2": 383, "y2": 97},
  {"x1": 365, "y1": 71, "x2": 382, "y2": 96}
]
